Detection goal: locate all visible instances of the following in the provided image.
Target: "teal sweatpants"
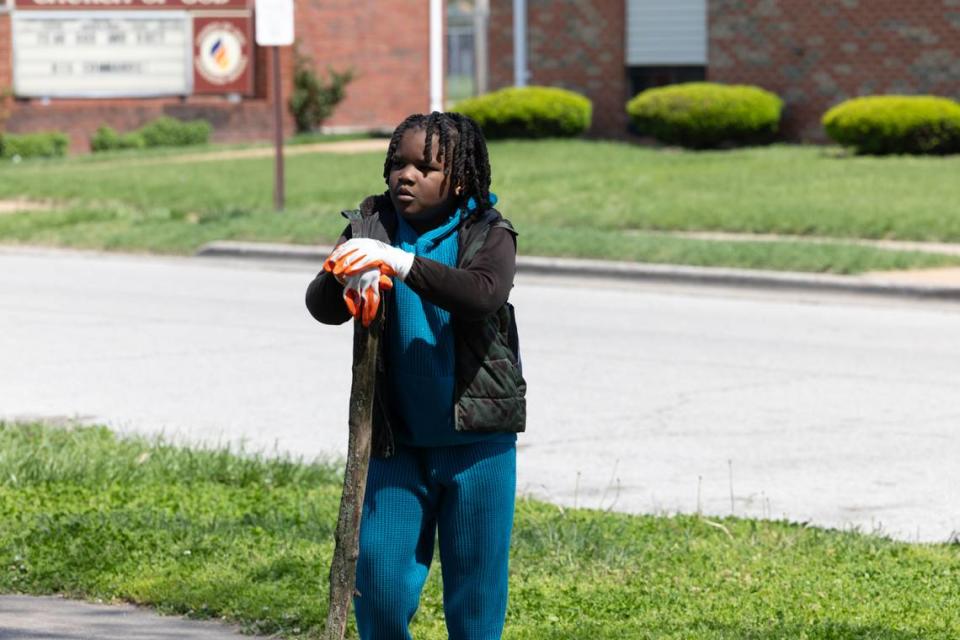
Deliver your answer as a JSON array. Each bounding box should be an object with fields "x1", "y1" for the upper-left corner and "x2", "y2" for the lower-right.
[{"x1": 353, "y1": 441, "x2": 516, "y2": 640}]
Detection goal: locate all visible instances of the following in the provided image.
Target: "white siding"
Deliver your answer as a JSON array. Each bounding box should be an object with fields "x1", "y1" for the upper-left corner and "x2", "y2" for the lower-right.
[{"x1": 626, "y1": 0, "x2": 707, "y2": 66}]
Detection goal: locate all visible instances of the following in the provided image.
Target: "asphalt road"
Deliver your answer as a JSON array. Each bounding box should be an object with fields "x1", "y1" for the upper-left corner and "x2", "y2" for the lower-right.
[{"x1": 3, "y1": 246, "x2": 959, "y2": 542}]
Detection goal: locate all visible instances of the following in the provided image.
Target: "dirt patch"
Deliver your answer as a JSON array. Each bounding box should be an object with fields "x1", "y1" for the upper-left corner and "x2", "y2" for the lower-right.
[
  {"x1": 158, "y1": 138, "x2": 389, "y2": 165},
  {"x1": 50, "y1": 138, "x2": 390, "y2": 172},
  {"x1": 0, "y1": 199, "x2": 58, "y2": 215}
]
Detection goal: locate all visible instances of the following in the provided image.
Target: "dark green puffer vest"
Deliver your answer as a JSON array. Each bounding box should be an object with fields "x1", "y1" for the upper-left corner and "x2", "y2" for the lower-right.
[{"x1": 344, "y1": 193, "x2": 526, "y2": 458}]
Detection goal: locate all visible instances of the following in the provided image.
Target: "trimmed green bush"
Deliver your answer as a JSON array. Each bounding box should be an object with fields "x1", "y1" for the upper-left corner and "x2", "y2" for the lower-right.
[
  {"x1": 454, "y1": 86, "x2": 592, "y2": 139},
  {"x1": 90, "y1": 117, "x2": 210, "y2": 152},
  {"x1": 90, "y1": 126, "x2": 146, "y2": 152},
  {"x1": 626, "y1": 82, "x2": 783, "y2": 148},
  {"x1": 288, "y1": 45, "x2": 353, "y2": 133},
  {"x1": 823, "y1": 95, "x2": 960, "y2": 155},
  {"x1": 0, "y1": 131, "x2": 70, "y2": 159},
  {"x1": 138, "y1": 116, "x2": 211, "y2": 148}
]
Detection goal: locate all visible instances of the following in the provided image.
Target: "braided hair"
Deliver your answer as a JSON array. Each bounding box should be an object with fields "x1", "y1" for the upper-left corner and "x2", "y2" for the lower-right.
[{"x1": 382, "y1": 111, "x2": 493, "y2": 215}]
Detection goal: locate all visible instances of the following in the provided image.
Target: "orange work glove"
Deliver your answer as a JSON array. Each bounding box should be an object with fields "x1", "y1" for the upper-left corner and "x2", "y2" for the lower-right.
[
  {"x1": 323, "y1": 238, "x2": 415, "y2": 281},
  {"x1": 340, "y1": 268, "x2": 393, "y2": 327}
]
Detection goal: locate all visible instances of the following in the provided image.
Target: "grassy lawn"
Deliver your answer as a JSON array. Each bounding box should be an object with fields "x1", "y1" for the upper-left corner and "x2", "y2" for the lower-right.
[
  {"x1": 1, "y1": 141, "x2": 960, "y2": 273},
  {"x1": 2, "y1": 422, "x2": 959, "y2": 639}
]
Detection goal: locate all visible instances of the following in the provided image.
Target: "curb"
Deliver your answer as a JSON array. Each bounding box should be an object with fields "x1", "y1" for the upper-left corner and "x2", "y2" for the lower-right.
[{"x1": 195, "y1": 240, "x2": 960, "y2": 302}]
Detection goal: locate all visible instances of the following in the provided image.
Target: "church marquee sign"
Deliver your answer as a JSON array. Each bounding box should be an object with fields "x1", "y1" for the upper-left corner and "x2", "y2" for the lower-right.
[{"x1": 10, "y1": 0, "x2": 254, "y2": 98}]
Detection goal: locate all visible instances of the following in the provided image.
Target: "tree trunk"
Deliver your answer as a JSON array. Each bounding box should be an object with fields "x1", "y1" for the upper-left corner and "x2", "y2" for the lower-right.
[{"x1": 323, "y1": 317, "x2": 380, "y2": 640}]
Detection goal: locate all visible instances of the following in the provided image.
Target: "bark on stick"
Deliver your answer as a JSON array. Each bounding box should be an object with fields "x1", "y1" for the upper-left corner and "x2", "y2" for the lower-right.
[{"x1": 323, "y1": 316, "x2": 380, "y2": 640}]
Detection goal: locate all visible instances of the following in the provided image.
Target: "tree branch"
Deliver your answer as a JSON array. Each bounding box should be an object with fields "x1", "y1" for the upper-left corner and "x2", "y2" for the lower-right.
[{"x1": 323, "y1": 313, "x2": 381, "y2": 640}]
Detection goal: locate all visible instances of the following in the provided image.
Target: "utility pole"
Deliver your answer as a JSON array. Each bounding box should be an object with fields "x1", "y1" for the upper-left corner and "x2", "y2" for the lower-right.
[
  {"x1": 255, "y1": 0, "x2": 295, "y2": 212},
  {"x1": 271, "y1": 46, "x2": 285, "y2": 211}
]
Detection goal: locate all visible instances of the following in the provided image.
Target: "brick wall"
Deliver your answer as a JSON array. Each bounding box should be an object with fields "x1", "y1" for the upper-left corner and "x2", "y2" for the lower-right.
[
  {"x1": 488, "y1": 1, "x2": 513, "y2": 93},
  {"x1": 0, "y1": 14, "x2": 9, "y2": 133},
  {"x1": 295, "y1": 0, "x2": 432, "y2": 131},
  {"x1": 488, "y1": 0, "x2": 628, "y2": 138},
  {"x1": 0, "y1": 15, "x2": 10, "y2": 90},
  {"x1": 709, "y1": 0, "x2": 960, "y2": 141},
  {"x1": 0, "y1": 0, "x2": 431, "y2": 152}
]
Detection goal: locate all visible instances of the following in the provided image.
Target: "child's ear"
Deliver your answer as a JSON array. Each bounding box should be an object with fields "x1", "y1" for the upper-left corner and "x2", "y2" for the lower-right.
[{"x1": 454, "y1": 185, "x2": 463, "y2": 195}]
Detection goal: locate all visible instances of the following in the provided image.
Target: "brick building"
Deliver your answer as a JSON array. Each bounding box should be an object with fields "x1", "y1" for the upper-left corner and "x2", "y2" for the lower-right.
[
  {"x1": 4, "y1": 0, "x2": 959, "y2": 150},
  {"x1": 0, "y1": 0, "x2": 436, "y2": 152},
  {"x1": 709, "y1": 0, "x2": 960, "y2": 140},
  {"x1": 488, "y1": 0, "x2": 960, "y2": 141},
  {"x1": 489, "y1": 0, "x2": 630, "y2": 138}
]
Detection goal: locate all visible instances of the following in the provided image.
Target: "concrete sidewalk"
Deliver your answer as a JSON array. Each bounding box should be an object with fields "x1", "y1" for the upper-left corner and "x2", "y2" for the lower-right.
[
  {"x1": 0, "y1": 595, "x2": 258, "y2": 639},
  {"x1": 197, "y1": 239, "x2": 960, "y2": 302}
]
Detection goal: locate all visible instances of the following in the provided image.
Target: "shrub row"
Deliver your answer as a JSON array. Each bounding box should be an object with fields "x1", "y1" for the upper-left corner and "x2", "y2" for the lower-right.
[
  {"x1": 0, "y1": 131, "x2": 69, "y2": 160},
  {"x1": 455, "y1": 83, "x2": 960, "y2": 155},
  {"x1": 91, "y1": 116, "x2": 211, "y2": 152},
  {"x1": 4, "y1": 88, "x2": 956, "y2": 157},
  {"x1": 453, "y1": 83, "x2": 781, "y2": 148}
]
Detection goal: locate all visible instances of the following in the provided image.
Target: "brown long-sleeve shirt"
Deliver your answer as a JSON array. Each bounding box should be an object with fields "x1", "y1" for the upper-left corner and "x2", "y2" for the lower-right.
[{"x1": 305, "y1": 225, "x2": 517, "y2": 325}]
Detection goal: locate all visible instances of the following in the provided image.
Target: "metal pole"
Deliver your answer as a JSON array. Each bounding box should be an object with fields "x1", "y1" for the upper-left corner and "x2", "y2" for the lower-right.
[
  {"x1": 429, "y1": 0, "x2": 444, "y2": 112},
  {"x1": 513, "y1": 0, "x2": 527, "y2": 87},
  {"x1": 272, "y1": 45, "x2": 285, "y2": 212},
  {"x1": 474, "y1": 0, "x2": 489, "y2": 95}
]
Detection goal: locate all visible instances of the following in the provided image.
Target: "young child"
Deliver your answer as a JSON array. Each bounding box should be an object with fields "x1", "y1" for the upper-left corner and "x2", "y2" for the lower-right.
[{"x1": 305, "y1": 112, "x2": 526, "y2": 640}]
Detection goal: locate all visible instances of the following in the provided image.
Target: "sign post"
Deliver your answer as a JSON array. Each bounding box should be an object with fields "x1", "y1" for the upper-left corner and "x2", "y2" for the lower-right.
[
  {"x1": 270, "y1": 46, "x2": 285, "y2": 212},
  {"x1": 255, "y1": 0, "x2": 294, "y2": 212}
]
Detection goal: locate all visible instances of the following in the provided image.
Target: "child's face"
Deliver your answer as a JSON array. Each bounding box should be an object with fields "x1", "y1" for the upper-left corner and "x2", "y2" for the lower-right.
[{"x1": 388, "y1": 128, "x2": 459, "y2": 232}]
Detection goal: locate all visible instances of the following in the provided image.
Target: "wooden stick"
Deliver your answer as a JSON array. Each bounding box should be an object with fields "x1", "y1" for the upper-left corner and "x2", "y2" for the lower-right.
[{"x1": 323, "y1": 315, "x2": 381, "y2": 640}]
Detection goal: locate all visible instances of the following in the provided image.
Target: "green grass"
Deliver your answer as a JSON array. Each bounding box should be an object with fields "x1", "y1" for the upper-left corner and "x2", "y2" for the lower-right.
[
  {"x1": 2, "y1": 422, "x2": 960, "y2": 639},
  {"x1": 1, "y1": 141, "x2": 960, "y2": 273}
]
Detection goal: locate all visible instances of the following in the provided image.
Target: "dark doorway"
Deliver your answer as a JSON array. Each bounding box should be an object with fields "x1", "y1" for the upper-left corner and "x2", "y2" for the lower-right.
[{"x1": 627, "y1": 65, "x2": 706, "y2": 98}]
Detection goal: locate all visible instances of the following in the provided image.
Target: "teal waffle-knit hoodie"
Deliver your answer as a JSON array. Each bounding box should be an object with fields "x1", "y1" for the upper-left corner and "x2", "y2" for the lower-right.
[{"x1": 387, "y1": 196, "x2": 516, "y2": 447}]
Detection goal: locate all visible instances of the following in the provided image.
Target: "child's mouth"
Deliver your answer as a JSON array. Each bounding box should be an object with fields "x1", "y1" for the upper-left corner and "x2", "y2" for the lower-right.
[{"x1": 396, "y1": 193, "x2": 416, "y2": 203}]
